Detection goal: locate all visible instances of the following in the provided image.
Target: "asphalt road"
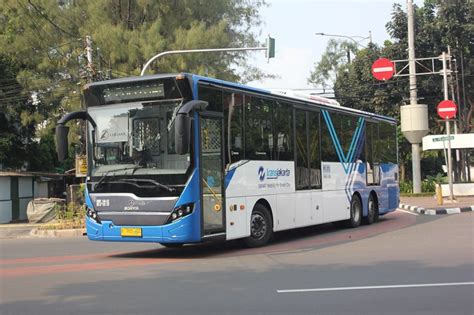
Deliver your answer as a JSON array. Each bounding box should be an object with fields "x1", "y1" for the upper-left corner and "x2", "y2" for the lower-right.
[{"x1": 1, "y1": 210, "x2": 473, "y2": 315}]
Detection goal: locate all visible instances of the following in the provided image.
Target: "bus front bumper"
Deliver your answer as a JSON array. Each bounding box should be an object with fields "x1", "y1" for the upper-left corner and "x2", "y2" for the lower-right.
[{"x1": 85, "y1": 213, "x2": 200, "y2": 244}]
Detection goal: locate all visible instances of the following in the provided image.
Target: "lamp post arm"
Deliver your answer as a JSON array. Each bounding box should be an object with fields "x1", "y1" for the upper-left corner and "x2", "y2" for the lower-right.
[
  {"x1": 140, "y1": 47, "x2": 266, "y2": 76},
  {"x1": 315, "y1": 32, "x2": 371, "y2": 48}
]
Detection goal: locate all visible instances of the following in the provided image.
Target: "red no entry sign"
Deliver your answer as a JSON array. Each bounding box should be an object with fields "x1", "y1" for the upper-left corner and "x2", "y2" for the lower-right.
[
  {"x1": 437, "y1": 100, "x2": 457, "y2": 120},
  {"x1": 371, "y1": 58, "x2": 395, "y2": 81}
]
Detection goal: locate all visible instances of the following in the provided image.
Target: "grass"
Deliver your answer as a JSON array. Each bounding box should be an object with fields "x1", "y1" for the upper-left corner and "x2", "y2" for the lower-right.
[
  {"x1": 38, "y1": 202, "x2": 85, "y2": 230},
  {"x1": 400, "y1": 192, "x2": 434, "y2": 197}
]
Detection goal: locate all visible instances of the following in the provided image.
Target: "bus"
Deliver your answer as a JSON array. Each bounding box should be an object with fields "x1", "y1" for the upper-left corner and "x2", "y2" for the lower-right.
[{"x1": 56, "y1": 73, "x2": 399, "y2": 247}]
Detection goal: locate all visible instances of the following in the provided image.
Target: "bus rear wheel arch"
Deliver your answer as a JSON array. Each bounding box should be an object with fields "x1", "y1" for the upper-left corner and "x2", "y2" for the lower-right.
[{"x1": 244, "y1": 202, "x2": 273, "y2": 248}]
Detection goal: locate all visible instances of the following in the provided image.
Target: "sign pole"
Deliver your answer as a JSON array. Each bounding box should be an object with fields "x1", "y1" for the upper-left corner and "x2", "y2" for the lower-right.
[{"x1": 441, "y1": 52, "x2": 454, "y2": 202}]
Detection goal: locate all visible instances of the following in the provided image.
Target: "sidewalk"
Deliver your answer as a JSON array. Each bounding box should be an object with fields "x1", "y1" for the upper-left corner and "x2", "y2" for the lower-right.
[
  {"x1": 0, "y1": 223, "x2": 43, "y2": 239},
  {"x1": 399, "y1": 195, "x2": 474, "y2": 215},
  {"x1": 0, "y1": 223, "x2": 85, "y2": 239}
]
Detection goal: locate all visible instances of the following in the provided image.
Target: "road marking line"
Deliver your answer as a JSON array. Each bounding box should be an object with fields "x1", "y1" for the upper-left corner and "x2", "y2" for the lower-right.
[
  {"x1": 277, "y1": 282, "x2": 474, "y2": 293},
  {"x1": 397, "y1": 209, "x2": 419, "y2": 216}
]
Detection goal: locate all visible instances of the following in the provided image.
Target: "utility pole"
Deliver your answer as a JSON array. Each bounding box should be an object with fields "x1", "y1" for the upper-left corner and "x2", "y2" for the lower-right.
[
  {"x1": 85, "y1": 35, "x2": 94, "y2": 83},
  {"x1": 400, "y1": 0, "x2": 429, "y2": 193},
  {"x1": 441, "y1": 52, "x2": 455, "y2": 202}
]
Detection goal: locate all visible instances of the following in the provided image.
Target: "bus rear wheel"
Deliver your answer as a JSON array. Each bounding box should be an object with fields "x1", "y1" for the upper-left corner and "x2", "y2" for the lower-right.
[
  {"x1": 364, "y1": 194, "x2": 379, "y2": 225},
  {"x1": 347, "y1": 195, "x2": 362, "y2": 228},
  {"x1": 244, "y1": 203, "x2": 273, "y2": 248}
]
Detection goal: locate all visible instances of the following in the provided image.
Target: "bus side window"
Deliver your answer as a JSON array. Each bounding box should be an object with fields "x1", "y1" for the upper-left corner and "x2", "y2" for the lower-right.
[
  {"x1": 308, "y1": 111, "x2": 321, "y2": 189},
  {"x1": 198, "y1": 85, "x2": 223, "y2": 112},
  {"x1": 379, "y1": 122, "x2": 397, "y2": 164},
  {"x1": 274, "y1": 101, "x2": 293, "y2": 161},
  {"x1": 295, "y1": 109, "x2": 310, "y2": 190},
  {"x1": 366, "y1": 122, "x2": 379, "y2": 185},
  {"x1": 224, "y1": 92, "x2": 244, "y2": 165},
  {"x1": 244, "y1": 96, "x2": 273, "y2": 160}
]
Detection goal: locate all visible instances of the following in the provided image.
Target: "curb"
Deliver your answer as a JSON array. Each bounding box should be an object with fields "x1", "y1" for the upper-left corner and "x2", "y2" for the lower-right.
[
  {"x1": 30, "y1": 228, "x2": 86, "y2": 237},
  {"x1": 399, "y1": 203, "x2": 474, "y2": 215}
]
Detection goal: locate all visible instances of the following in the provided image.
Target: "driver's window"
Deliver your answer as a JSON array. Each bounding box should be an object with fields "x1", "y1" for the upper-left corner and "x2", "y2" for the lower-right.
[{"x1": 132, "y1": 118, "x2": 161, "y2": 155}]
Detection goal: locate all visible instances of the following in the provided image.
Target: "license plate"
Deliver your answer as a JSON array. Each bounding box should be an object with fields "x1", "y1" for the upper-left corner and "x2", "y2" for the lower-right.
[{"x1": 121, "y1": 227, "x2": 142, "y2": 237}]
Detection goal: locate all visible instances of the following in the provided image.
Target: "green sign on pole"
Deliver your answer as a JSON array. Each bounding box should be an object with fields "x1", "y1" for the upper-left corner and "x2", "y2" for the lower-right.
[
  {"x1": 432, "y1": 135, "x2": 454, "y2": 142},
  {"x1": 266, "y1": 36, "x2": 275, "y2": 60}
]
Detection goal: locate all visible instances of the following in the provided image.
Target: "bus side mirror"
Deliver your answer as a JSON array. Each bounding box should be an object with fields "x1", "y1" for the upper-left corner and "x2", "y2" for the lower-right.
[
  {"x1": 55, "y1": 124, "x2": 70, "y2": 162},
  {"x1": 175, "y1": 114, "x2": 190, "y2": 155}
]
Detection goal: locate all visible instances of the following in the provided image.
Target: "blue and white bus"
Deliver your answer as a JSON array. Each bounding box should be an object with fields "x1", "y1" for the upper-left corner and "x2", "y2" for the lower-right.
[{"x1": 56, "y1": 73, "x2": 399, "y2": 247}]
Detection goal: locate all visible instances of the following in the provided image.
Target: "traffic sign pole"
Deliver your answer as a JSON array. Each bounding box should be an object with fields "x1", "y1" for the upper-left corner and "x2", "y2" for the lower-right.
[{"x1": 441, "y1": 52, "x2": 454, "y2": 202}]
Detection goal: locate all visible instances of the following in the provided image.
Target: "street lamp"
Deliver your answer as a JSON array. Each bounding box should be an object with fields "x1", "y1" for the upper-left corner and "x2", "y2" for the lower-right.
[{"x1": 315, "y1": 31, "x2": 372, "y2": 49}]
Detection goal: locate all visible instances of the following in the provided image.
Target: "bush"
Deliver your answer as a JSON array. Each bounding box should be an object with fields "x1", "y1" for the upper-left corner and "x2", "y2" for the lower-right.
[
  {"x1": 422, "y1": 179, "x2": 436, "y2": 193},
  {"x1": 39, "y1": 202, "x2": 85, "y2": 230},
  {"x1": 399, "y1": 180, "x2": 413, "y2": 194}
]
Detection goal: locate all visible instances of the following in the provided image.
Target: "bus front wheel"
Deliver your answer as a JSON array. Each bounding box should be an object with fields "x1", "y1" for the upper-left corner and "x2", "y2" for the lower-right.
[{"x1": 244, "y1": 203, "x2": 273, "y2": 248}]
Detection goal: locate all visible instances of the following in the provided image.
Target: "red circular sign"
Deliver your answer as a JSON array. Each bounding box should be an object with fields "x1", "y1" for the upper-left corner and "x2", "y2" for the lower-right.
[
  {"x1": 371, "y1": 58, "x2": 395, "y2": 81},
  {"x1": 437, "y1": 100, "x2": 457, "y2": 120}
]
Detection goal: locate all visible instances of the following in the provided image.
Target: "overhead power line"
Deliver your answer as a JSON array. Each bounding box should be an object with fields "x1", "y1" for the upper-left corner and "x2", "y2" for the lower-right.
[{"x1": 27, "y1": 0, "x2": 81, "y2": 39}]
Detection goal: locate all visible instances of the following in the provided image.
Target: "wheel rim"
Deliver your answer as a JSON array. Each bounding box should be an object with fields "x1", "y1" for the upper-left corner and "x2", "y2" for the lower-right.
[
  {"x1": 251, "y1": 212, "x2": 267, "y2": 240},
  {"x1": 353, "y1": 200, "x2": 361, "y2": 222}
]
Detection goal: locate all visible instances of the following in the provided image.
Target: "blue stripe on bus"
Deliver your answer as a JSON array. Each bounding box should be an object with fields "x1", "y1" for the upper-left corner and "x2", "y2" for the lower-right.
[
  {"x1": 322, "y1": 110, "x2": 346, "y2": 170},
  {"x1": 346, "y1": 118, "x2": 365, "y2": 165},
  {"x1": 322, "y1": 110, "x2": 365, "y2": 175},
  {"x1": 225, "y1": 168, "x2": 236, "y2": 189}
]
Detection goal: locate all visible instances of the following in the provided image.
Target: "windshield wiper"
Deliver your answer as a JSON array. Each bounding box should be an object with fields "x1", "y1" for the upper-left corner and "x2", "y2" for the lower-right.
[
  {"x1": 116, "y1": 178, "x2": 175, "y2": 192},
  {"x1": 94, "y1": 165, "x2": 143, "y2": 189}
]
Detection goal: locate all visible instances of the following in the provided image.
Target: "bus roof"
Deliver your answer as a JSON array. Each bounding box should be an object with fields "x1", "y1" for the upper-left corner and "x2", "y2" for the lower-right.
[
  {"x1": 85, "y1": 73, "x2": 396, "y2": 124},
  {"x1": 192, "y1": 74, "x2": 396, "y2": 124}
]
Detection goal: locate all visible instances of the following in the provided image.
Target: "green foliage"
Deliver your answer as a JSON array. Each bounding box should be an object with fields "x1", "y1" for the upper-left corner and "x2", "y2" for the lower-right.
[
  {"x1": 0, "y1": 0, "x2": 268, "y2": 171},
  {"x1": 426, "y1": 173, "x2": 446, "y2": 185},
  {"x1": 399, "y1": 180, "x2": 413, "y2": 194},
  {"x1": 41, "y1": 202, "x2": 85, "y2": 230},
  {"x1": 0, "y1": 54, "x2": 37, "y2": 169},
  {"x1": 401, "y1": 174, "x2": 443, "y2": 194},
  {"x1": 308, "y1": 39, "x2": 358, "y2": 91},
  {"x1": 310, "y1": 0, "x2": 473, "y2": 182}
]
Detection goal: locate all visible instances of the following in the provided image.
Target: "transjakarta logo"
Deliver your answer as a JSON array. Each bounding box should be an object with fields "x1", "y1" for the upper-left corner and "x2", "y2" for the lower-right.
[{"x1": 258, "y1": 166, "x2": 290, "y2": 181}]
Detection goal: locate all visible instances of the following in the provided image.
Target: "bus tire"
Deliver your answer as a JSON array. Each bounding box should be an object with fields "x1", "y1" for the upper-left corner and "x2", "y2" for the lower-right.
[
  {"x1": 347, "y1": 195, "x2": 362, "y2": 228},
  {"x1": 364, "y1": 193, "x2": 379, "y2": 225},
  {"x1": 244, "y1": 203, "x2": 273, "y2": 248}
]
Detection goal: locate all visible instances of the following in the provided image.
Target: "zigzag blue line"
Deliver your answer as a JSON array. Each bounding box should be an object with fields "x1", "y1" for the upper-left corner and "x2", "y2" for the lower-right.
[
  {"x1": 345, "y1": 124, "x2": 366, "y2": 202},
  {"x1": 322, "y1": 110, "x2": 348, "y2": 173},
  {"x1": 322, "y1": 111, "x2": 366, "y2": 178},
  {"x1": 322, "y1": 110, "x2": 345, "y2": 162},
  {"x1": 346, "y1": 118, "x2": 365, "y2": 165}
]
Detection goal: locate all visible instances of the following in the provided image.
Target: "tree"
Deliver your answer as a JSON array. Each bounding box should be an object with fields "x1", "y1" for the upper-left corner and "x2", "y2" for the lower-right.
[
  {"x1": 310, "y1": 0, "x2": 473, "y2": 181},
  {"x1": 0, "y1": 54, "x2": 36, "y2": 170},
  {"x1": 308, "y1": 39, "x2": 358, "y2": 92},
  {"x1": 0, "y1": 0, "x2": 268, "y2": 171}
]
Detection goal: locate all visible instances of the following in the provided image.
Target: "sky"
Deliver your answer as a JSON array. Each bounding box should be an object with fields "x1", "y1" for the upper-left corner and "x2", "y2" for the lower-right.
[{"x1": 247, "y1": 0, "x2": 423, "y2": 90}]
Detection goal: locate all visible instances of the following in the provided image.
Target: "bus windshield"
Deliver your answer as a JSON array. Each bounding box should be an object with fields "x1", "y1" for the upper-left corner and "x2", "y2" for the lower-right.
[{"x1": 88, "y1": 100, "x2": 190, "y2": 178}]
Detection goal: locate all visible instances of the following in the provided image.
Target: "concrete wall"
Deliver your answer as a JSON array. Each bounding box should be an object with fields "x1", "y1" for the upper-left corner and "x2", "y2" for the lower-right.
[
  {"x1": 18, "y1": 177, "x2": 33, "y2": 220},
  {"x1": 441, "y1": 183, "x2": 474, "y2": 197},
  {"x1": 0, "y1": 176, "x2": 35, "y2": 223},
  {"x1": 0, "y1": 177, "x2": 12, "y2": 223},
  {"x1": 34, "y1": 182, "x2": 49, "y2": 198}
]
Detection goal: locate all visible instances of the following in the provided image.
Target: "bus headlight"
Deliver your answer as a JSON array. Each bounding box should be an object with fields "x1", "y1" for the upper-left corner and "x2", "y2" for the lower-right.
[
  {"x1": 86, "y1": 206, "x2": 101, "y2": 224},
  {"x1": 166, "y1": 203, "x2": 194, "y2": 224}
]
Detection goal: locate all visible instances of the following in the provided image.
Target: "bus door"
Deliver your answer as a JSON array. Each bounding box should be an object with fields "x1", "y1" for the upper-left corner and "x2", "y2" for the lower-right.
[{"x1": 199, "y1": 112, "x2": 226, "y2": 236}]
